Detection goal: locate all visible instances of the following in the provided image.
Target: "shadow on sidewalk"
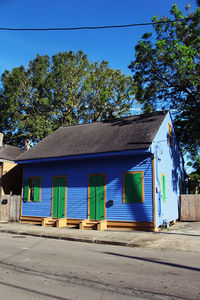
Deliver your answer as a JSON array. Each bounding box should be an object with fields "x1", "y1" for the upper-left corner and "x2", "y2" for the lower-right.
[{"x1": 157, "y1": 231, "x2": 200, "y2": 237}]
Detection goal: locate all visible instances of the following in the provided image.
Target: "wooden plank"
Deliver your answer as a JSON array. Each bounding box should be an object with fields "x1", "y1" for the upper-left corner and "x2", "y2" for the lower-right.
[
  {"x1": 67, "y1": 219, "x2": 84, "y2": 225},
  {"x1": 21, "y1": 216, "x2": 43, "y2": 220},
  {"x1": 20, "y1": 216, "x2": 43, "y2": 224},
  {"x1": 10, "y1": 195, "x2": 21, "y2": 221},
  {"x1": 107, "y1": 220, "x2": 154, "y2": 231},
  {"x1": 22, "y1": 218, "x2": 83, "y2": 225},
  {"x1": 107, "y1": 220, "x2": 154, "y2": 226},
  {"x1": 181, "y1": 194, "x2": 200, "y2": 221},
  {"x1": 0, "y1": 194, "x2": 11, "y2": 220}
]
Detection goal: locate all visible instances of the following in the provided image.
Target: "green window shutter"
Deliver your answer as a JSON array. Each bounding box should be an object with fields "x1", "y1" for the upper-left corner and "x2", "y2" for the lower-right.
[
  {"x1": 161, "y1": 175, "x2": 166, "y2": 202},
  {"x1": 23, "y1": 178, "x2": 29, "y2": 202},
  {"x1": 124, "y1": 173, "x2": 143, "y2": 203},
  {"x1": 33, "y1": 177, "x2": 41, "y2": 202}
]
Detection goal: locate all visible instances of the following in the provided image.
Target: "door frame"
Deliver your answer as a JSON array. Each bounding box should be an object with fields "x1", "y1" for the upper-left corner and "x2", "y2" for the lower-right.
[
  {"x1": 51, "y1": 175, "x2": 67, "y2": 218},
  {"x1": 88, "y1": 173, "x2": 106, "y2": 220}
]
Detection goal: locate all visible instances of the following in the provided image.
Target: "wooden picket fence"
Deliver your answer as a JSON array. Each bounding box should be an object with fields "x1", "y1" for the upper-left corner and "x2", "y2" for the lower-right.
[
  {"x1": 0, "y1": 194, "x2": 21, "y2": 222},
  {"x1": 180, "y1": 194, "x2": 200, "y2": 221}
]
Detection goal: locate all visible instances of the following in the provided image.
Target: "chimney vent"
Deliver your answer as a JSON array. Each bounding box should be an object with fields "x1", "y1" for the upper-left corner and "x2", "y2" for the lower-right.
[{"x1": 25, "y1": 139, "x2": 31, "y2": 150}]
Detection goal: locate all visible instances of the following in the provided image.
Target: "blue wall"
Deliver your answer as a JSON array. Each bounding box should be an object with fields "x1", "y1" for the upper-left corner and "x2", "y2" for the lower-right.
[
  {"x1": 151, "y1": 112, "x2": 184, "y2": 227},
  {"x1": 22, "y1": 153, "x2": 154, "y2": 222}
]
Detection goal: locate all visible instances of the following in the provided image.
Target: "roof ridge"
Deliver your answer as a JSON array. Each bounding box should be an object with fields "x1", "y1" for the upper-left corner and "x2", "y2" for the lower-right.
[{"x1": 60, "y1": 110, "x2": 168, "y2": 130}]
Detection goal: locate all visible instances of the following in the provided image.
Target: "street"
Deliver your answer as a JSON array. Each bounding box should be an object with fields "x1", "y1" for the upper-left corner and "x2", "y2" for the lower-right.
[{"x1": 0, "y1": 232, "x2": 199, "y2": 300}]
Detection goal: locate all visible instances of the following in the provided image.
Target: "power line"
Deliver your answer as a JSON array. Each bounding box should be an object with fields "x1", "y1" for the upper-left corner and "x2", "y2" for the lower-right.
[{"x1": 0, "y1": 18, "x2": 191, "y2": 31}]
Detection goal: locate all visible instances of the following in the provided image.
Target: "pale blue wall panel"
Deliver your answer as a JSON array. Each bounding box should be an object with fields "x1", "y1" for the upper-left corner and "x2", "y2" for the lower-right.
[{"x1": 151, "y1": 112, "x2": 184, "y2": 227}]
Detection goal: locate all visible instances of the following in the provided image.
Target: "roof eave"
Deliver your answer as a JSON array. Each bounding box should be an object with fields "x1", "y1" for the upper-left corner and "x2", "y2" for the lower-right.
[{"x1": 16, "y1": 148, "x2": 152, "y2": 164}]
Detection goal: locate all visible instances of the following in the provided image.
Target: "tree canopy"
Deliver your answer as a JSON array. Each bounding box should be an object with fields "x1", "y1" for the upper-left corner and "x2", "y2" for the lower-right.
[
  {"x1": 0, "y1": 51, "x2": 135, "y2": 147},
  {"x1": 129, "y1": 4, "x2": 200, "y2": 169}
]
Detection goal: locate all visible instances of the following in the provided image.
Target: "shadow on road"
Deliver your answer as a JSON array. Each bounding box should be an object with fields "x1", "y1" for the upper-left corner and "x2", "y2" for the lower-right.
[{"x1": 104, "y1": 252, "x2": 200, "y2": 272}]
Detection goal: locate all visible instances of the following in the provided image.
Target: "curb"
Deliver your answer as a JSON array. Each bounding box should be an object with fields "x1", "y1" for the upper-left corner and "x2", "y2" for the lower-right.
[{"x1": 0, "y1": 228, "x2": 152, "y2": 248}]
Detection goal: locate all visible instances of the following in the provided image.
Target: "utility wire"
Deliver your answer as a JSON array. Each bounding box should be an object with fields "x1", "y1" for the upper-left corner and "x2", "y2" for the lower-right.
[{"x1": 0, "y1": 18, "x2": 191, "y2": 31}]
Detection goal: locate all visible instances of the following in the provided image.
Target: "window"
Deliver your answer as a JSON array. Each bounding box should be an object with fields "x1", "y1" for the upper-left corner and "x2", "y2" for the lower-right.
[
  {"x1": 23, "y1": 176, "x2": 41, "y2": 202},
  {"x1": 168, "y1": 123, "x2": 173, "y2": 147},
  {"x1": 161, "y1": 174, "x2": 166, "y2": 202},
  {"x1": 123, "y1": 171, "x2": 144, "y2": 203}
]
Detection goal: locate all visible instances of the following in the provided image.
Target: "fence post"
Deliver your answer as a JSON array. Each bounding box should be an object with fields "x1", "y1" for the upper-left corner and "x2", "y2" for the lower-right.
[{"x1": 178, "y1": 195, "x2": 182, "y2": 221}]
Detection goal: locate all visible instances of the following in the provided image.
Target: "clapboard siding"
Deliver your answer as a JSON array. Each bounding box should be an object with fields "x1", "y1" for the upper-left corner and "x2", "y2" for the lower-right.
[
  {"x1": 152, "y1": 113, "x2": 184, "y2": 227},
  {"x1": 106, "y1": 156, "x2": 153, "y2": 221},
  {"x1": 22, "y1": 154, "x2": 153, "y2": 222}
]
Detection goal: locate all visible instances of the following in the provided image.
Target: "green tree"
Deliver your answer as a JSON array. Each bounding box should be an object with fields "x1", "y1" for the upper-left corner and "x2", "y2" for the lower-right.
[
  {"x1": 0, "y1": 51, "x2": 135, "y2": 146},
  {"x1": 49, "y1": 51, "x2": 90, "y2": 126},
  {"x1": 0, "y1": 56, "x2": 53, "y2": 146},
  {"x1": 83, "y1": 60, "x2": 134, "y2": 122},
  {"x1": 128, "y1": 4, "x2": 200, "y2": 170},
  {"x1": 188, "y1": 167, "x2": 200, "y2": 194}
]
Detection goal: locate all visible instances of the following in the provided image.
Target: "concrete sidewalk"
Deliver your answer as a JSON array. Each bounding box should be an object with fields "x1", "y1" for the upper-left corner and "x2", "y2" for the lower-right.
[{"x1": 0, "y1": 221, "x2": 200, "y2": 252}]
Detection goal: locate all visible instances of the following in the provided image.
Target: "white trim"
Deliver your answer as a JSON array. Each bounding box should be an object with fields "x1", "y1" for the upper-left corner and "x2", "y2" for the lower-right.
[{"x1": 0, "y1": 159, "x2": 15, "y2": 163}]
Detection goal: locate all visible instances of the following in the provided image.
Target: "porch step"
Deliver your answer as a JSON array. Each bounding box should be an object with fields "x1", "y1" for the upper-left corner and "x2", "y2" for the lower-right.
[
  {"x1": 42, "y1": 218, "x2": 57, "y2": 227},
  {"x1": 80, "y1": 220, "x2": 107, "y2": 231},
  {"x1": 83, "y1": 222, "x2": 98, "y2": 230},
  {"x1": 67, "y1": 225, "x2": 79, "y2": 229},
  {"x1": 45, "y1": 221, "x2": 57, "y2": 227},
  {"x1": 42, "y1": 218, "x2": 67, "y2": 228}
]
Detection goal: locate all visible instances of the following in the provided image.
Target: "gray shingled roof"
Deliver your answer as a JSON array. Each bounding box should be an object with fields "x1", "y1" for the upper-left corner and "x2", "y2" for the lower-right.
[
  {"x1": 16, "y1": 111, "x2": 167, "y2": 161},
  {"x1": 0, "y1": 145, "x2": 24, "y2": 161}
]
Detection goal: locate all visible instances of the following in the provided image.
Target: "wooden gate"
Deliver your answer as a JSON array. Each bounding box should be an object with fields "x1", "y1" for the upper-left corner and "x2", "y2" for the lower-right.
[{"x1": 0, "y1": 194, "x2": 21, "y2": 221}]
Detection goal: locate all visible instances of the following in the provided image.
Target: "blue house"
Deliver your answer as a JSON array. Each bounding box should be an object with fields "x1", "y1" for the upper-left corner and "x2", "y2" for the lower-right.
[{"x1": 16, "y1": 111, "x2": 185, "y2": 231}]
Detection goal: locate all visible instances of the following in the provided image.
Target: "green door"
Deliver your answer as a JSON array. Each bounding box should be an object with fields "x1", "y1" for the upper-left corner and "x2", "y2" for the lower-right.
[
  {"x1": 89, "y1": 175, "x2": 105, "y2": 220},
  {"x1": 52, "y1": 177, "x2": 66, "y2": 218}
]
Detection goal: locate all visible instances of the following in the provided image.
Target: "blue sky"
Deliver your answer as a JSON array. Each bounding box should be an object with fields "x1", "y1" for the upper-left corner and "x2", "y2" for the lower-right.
[
  {"x1": 0, "y1": 0, "x2": 197, "y2": 172},
  {"x1": 0, "y1": 0, "x2": 197, "y2": 76}
]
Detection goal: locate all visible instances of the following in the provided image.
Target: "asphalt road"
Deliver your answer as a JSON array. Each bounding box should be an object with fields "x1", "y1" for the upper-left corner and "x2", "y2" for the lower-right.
[{"x1": 0, "y1": 232, "x2": 199, "y2": 300}]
